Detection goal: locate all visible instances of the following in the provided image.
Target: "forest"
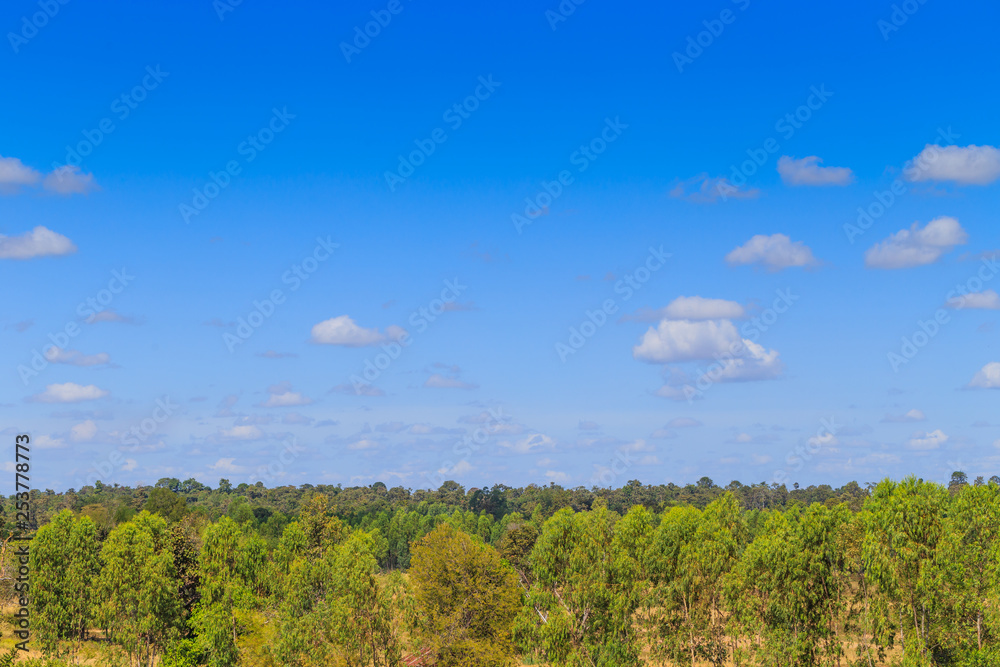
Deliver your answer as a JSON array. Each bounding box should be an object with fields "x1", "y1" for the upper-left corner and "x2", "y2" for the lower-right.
[{"x1": 2, "y1": 472, "x2": 999, "y2": 666}]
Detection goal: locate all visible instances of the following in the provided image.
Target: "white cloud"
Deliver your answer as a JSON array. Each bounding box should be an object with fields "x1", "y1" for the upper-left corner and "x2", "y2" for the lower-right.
[
  {"x1": 807, "y1": 432, "x2": 839, "y2": 448},
  {"x1": 44, "y1": 347, "x2": 111, "y2": 366},
  {"x1": 503, "y1": 433, "x2": 554, "y2": 454},
  {"x1": 310, "y1": 315, "x2": 404, "y2": 346},
  {"x1": 947, "y1": 289, "x2": 1000, "y2": 310},
  {"x1": 661, "y1": 296, "x2": 745, "y2": 320},
  {"x1": 968, "y1": 362, "x2": 1000, "y2": 389},
  {"x1": 0, "y1": 155, "x2": 41, "y2": 191},
  {"x1": 700, "y1": 339, "x2": 783, "y2": 382},
  {"x1": 43, "y1": 165, "x2": 98, "y2": 195},
  {"x1": 85, "y1": 309, "x2": 136, "y2": 324},
  {"x1": 751, "y1": 454, "x2": 772, "y2": 465},
  {"x1": 725, "y1": 233, "x2": 818, "y2": 270},
  {"x1": 777, "y1": 156, "x2": 854, "y2": 186},
  {"x1": 219, "y1": 425, "x2": 264, "y2": 441},
  {"x1": 34, "y1": 434, "x2": 66, "y2": 449},
  {"x1": 908, "y1": 429, "x2": 948, "y2": 450},
  {"x1": 70, "y1": 420, "x2": 97, "y2": 442},
  {"x1": 669, "y1": 173, "x2": 760, "y2": 203},
  {"x1": 30, "y1": 382, "x2": 108, "y2": 403},
  {"x1": 0, "y1": 226, "x2": 77, "y2": 260},
  {"x1": 545, "y1": 470, "x2": 569, "y2": 483},
  {"x1": 424, "y1": 374, "x2": 478, "y2": 390},
  {"x1": 882, "y1": 409, "x2": 926, "y2": 423},
  {"x1": 209, "y1": 458, "x2": 247, "y2": 473},
  {"x1": 348, "y1": 438, "x2": 380, "y2": 450},
  {"x1": 444, "y1": 460, "x2": 474, "y2": 475},
  {"x1": 906, "y1": 144, "x2": 1000, "y2": 185},
  {"x1": 261, "y1": 383, "x2": 313, "y2": 407},
  {"x1": 864, "y1": 217, "x2": 968, "y2": 269},
  {"x1": 634, "y1": 319, "x2": 741, "y2": 363}
]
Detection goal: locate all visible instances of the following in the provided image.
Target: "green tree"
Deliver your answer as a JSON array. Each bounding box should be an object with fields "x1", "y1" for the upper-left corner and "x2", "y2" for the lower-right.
[{"x1": 409, "y1": 523, "x2": 521, "y2": 666}]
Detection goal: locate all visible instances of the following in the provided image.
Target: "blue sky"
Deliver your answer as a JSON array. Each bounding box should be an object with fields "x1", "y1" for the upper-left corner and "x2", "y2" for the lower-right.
[{"x1": 2, "y1": 0, "x2": 999, "y2": 493}]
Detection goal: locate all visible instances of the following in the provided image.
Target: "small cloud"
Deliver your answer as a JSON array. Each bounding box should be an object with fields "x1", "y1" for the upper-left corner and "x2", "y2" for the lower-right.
[
  {"x1": 209, "y1": 458, "x2": 247, "y2": 473},
  {"x1": 968, "y1": 362, "x2": 1000, "y2": 389},
  {"x1": 424, "y1": 374, "x2": 478, "y2": 390},
  {"x1": 30, "y1": 382, "x2": 108, "y2": 403},
  {"x1": 864, "y1": 217, "x2": 968, "y2": 269},
  {"x1": 503, "y1": 433, "x2": 554, "y2": 454},
  {"x1": 376, "y1": 421, "x2": 407, "y2": 433},
  {"x1": 650, "y1": 428, "x2": 678, "y2": 439},
  {"x1": 751, "y1": 454, "x2": 772, "y2": 465},
  {"x1": 669, "y1": 173, "x2": 760, "y2": 203},
  {"x1": 310, "y1": 315, "x2": 405, "y2": 346},
  {"x1": 908, "y1": 429, "x2": 948, "y2": 450},
  {"x1": 882, "y1": 409, "x2": 926, "y2": 423},
  {"x1": 777, "y1": 155, "x2": 854, "y2": 186},
  {"x1": 34, "y1": 434, "x2": 66, "y2": 449},
  {"x1": 348, "y1": 438, "x2": 380, "y2": 451},
  {"x1": 43, "y1": 165, "x2": 98, "y2": 195},
  {"x1": 5, "y1": 319, "x2": 33, "y2": 332},
  {"x1": 260, "y1": 383, "x2": 313, "y2": 408},
  {"x1": 43, "y1": 347, "x2": 111, "y2": 367},
  {"x1": 70, "y1": 420, "x2": 98, "y2": 442},
  {"x1": 218, "y1": 425, "x2": 265, "y2": 441},
  {"x1": 578, "y1": 420, "x2": 601, "y2": 431},
  {"x1": 726, "y1": 233, "x2": 819, "y2": 271},
  {"x1": 0, "y1": 226, "x2": 77, "y2": 260},
  {"x1": 85, "y1": 309, "x2": 138, "y2": 324},
  {"x1": 947, "y1": 290, "x2": 1000, "y2": 310},
  {"x1": 906, "y1": 144, "x2": 1000, "y2": 185},
  {"x1": 545, "y1": 470, "x2": 569, "y2": 484}
]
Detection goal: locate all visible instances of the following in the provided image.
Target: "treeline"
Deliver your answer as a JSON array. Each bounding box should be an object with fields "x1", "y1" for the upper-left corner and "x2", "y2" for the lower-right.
[{"x1": 7, "y1": 473, "x2": 1000, "y2": 666}]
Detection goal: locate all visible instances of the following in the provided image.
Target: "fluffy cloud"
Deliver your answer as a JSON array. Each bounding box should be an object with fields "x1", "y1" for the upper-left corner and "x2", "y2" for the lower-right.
[
  {"x1": 882, "y1": 409, "x2": 926, "y2": 423},
  {"x1": 0, "y1": 226, "x2": 77, "y2": 260},
  {"x1": 260, "y1": 383, "x2": 313, "y2": 407},
  {"x1": 44, "y1": 347, "x2": 111, "y2": 367},
  {"x1": 310, "y1": 315, "x2": 405, "y2": 346},
  {"x1": 968, "y1": 362, "x2": 1000, "y2": 389},
  {"x1": 85, "y1": 309, "x2": 137, "y2": 324},
  {"x1": 947, "y1": 289, "x2": 1000, "y2": 310},
  {"x1": 545, "y1": 470, "x2": 569, "y2": 484},
  {"x1": 30, "y1": 382, "x2": 108, "y2": 403},
  {"x1": 218, "y1": 425, "x2": 265, "y2": 441},
  {"x1": 634, "y1": 319, "x2": 741, "y2": 363},
  {"x1": 43, "y1": 165, "x2": 99, "y2": 195},
  {"x1": 34, "y1": 434, "x2": 66, "y2": 449},
  {"x1": 725, "y1": 233, "x2": 818, "y2": 270},
  {"x1": 503, "y1": 433, "x2": 554, "y2": 454},
  {"x1": 777, "y1": 156, "x2": 854, "y2": 186},
  {"x1": 908, "y1": 429, "x2": 948, "y2": 450},
  {"x1": 209, "y1": 458, "x2": 247, "y2": 473},
  {"x1": 578, "y1": 420, "x2": 601, "y2": 430},
  {"x1": 70, "y1": 420, "x2": 98, "y2": 442},
  {"x1": 906, "y1": 144, "x2": 1000, "y2": 185},
  {"x1": 0, "y1": 155, "x2": 41, "y2": 191},
  {"x1": 865, "y1": 217, "x2": 968, "y2": 269},
  {"x1": 669, "y1": 173, "x2": 760, "y2": 203}
]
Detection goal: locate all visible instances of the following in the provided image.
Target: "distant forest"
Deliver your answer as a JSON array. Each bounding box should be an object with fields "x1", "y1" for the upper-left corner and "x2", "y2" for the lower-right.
[{"x1": 4, "y1": 472, "x2": 1000, "y2": 666}]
